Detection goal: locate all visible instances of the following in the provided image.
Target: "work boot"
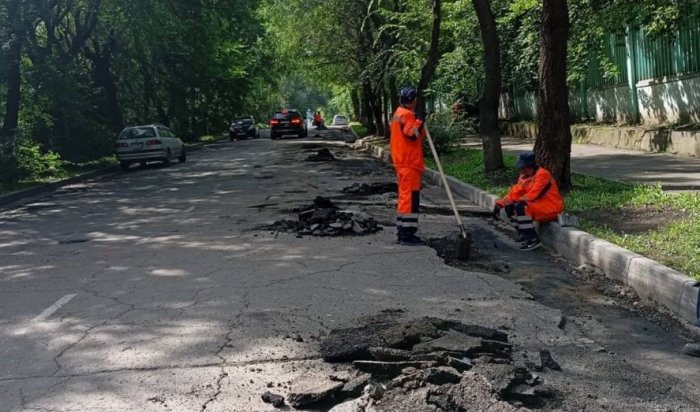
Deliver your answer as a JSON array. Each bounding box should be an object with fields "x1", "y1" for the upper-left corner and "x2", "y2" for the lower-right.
[
  {"x1": 684, "y1": 343, "x2": 700, "y2": 358},
  {"x1": 519, "y1": 238, "x2": 541, "y2": 251},
  {"x1": 398, "y1": 234, "x2": 425, "y2": 246}
]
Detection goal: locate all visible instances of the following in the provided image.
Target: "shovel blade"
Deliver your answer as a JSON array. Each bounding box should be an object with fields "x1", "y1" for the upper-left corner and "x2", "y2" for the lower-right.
[{"x1": 456, "y1": 232, "x2": 471, "y2": 261}]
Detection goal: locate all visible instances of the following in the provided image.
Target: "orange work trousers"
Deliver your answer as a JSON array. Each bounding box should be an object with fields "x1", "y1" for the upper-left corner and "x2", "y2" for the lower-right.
[{"x1": 395, "y1": 167, "x2": 422, "y2": 233}]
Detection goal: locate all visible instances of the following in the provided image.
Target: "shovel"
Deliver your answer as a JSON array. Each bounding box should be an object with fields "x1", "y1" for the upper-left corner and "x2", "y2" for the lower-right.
[{"x1": 421, "y1": 125, "x2": 471, "y2": 260}]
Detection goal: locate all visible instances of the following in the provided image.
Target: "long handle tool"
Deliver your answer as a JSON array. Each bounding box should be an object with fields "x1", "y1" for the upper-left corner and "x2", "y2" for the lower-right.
[{"x1": 422, "y1": 125, "x2": 471, "y2": 260}]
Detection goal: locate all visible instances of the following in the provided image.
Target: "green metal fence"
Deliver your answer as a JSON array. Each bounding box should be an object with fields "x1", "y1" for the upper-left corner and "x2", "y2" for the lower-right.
[
  {"x1": 509, "y1": 14, "x2": 700, "y2": 123},
  {"x1": 588, "y1": 32, "x2": 628, "y2": 88},
  {"x1": 635, "y1": 22, "x2": 700, "y2": 81}
]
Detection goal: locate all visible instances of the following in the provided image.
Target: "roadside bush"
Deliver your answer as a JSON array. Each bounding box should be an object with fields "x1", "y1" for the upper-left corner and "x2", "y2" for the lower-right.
[
  {"x1": 426, "y1": 112, "x2": 469, "y2": 155},
  {"x1": 15, "y1": 138, "x2": 65, "y2": 180},
  {"x1": 0, "y1": 140, "x2": 20, "y2": 185},
  {"x1": 0, "y1": 136, "x2": 65, "y2": 185}
]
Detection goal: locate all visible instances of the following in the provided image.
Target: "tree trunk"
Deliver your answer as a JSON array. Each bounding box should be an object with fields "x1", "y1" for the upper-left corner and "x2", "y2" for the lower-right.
[
  {"x1": 416, "y1": 0, "x2": 442, "y2": 111},
  {"x1": 535, "y1": 0, "x2": 572, "y2": 192},
  {"x1": 472, "y1": 0, "x2": 504, "y2": 172},
  {"x1": 1, "y1": 1, "x2": 23, "y2": 140},
  {"x1": 91, "y1": 50, "x2": 124, "y2": 133},
  {"x1": 369, "y1": 87, "x2": 385, "y2": 138},
  {"x1": 362, "y1": 81, "x2": 376, "y2": 134},
  {"x1": 351, "y1": 88, "x2": 361, "y2": 121}
]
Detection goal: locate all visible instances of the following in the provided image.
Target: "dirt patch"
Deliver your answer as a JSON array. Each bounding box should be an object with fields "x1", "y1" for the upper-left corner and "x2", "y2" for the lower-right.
[
  {"x1": 578, "y1": 205, "x2": 686, "y2": 235},
  {"x1": 272, "y1": 316, "x2": 560, "y2": 411},
  {"x1": 260, "y1": 197, "x2": 383, "y2": 237}
]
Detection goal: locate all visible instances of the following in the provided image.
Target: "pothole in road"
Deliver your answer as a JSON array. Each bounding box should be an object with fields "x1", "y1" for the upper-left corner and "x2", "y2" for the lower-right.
[
  {"x1": 262, "y1": 314, "x2": 561, "y2": 411},
  {"x1": 259, "y1": 196, "x2": 383, "y2": 237},
  {"x1": 427, "y1": 234, "x2": 511, "y2": 274},
  {"x1": 305, "y1": 148, "x2": 337, "y2": 162},
  {"x1": 58, "y1": 238, "x2": 91, "y2": 245},
  {"x1": 341, "y1": 182, "x2": 397, "y2": 196}
]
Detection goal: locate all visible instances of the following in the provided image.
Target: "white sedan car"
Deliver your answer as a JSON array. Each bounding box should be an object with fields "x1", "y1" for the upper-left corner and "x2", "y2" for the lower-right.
[
  {"x1": 331, "y1": 115, "x2": 350, "y2": 127},
  {"x1": 116, "y1": 124, "x2": 186, "y2": 170}
]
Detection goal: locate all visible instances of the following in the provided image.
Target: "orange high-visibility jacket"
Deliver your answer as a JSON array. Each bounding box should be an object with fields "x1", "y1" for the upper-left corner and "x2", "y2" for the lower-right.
[
  {"x1": 498, "y1": 167, "x2": 564, "y2": 221},
  {"x1": 390, "y1": 106, "x2": 426, "y2": 172}
]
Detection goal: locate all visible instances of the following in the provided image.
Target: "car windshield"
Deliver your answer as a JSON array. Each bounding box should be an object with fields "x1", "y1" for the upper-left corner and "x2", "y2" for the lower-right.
[
  {"x1": 233, "y1": 118, "x2": 252, "y2": 124},
  {"x1": 119, "y1": 127, "x2": 156, "y2": 140},
  {"x1": 273, "y1": 111, "x2": 301, "y2": 120}
]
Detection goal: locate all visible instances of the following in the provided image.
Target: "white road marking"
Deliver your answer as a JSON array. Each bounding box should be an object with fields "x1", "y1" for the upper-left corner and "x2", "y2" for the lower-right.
[{"x1": 31, "y1": 294, "x2": 77, "y2": 323}]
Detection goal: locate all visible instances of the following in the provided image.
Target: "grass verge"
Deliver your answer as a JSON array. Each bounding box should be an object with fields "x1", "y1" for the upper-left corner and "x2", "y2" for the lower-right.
[
  {"x1": 428, "y1": 148, "x2": 700, "y2": 280},
  {"x1": 351, "y1": 122, "x2": 370, "y2": 138}
]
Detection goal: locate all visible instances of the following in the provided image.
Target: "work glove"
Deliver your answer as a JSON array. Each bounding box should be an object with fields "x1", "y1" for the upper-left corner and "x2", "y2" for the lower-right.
[{"x1": 492, "y1": 205, "x2": 502, "y2": 220}]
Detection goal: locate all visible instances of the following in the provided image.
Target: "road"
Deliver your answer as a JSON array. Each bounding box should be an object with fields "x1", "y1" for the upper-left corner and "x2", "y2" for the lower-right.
[{"x1": 1, "y1": 131, "x2": 699, "y2": 411}]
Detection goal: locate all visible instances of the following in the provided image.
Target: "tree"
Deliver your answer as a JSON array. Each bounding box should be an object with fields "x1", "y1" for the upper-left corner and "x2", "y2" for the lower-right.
[
  {"x1": 472, "y1": 0, "x2": 504, "y2": 172},
  {"x1": 1, "y1": 0, "x2": 24, "y2": 140},
  {"x1": 417, "y1": 0, "x2": 443, "y2": 110},
  {"x1": 534, "y1": 0, "x2": 572, "y2": 191}
]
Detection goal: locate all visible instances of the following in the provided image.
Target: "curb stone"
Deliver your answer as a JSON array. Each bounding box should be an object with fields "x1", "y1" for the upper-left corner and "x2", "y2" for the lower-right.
[
  {"x1": 357, "y1": 138, "x2": 700, "y2": 327},
  {"x1": 0, "y1": 166, "x2": 120, "y2": 210}
]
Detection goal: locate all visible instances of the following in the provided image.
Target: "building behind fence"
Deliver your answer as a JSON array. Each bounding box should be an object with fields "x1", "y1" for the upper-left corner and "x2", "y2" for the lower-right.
[{"x1": 503, "y1": 15, "x2": 700, "y2": 126}]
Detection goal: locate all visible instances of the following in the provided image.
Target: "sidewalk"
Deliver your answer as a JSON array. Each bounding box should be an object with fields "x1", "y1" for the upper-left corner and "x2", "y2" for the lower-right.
[{"x1": 461, "y1": 137, "x2": 700, "y2": 192}]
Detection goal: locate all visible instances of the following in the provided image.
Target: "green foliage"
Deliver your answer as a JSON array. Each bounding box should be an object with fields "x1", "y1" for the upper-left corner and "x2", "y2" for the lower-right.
[
  {"x1": 350, "y1": 122, "x2": 370, "y2": 138},
  {"x1": 426, "y1": 112, "x2": 471, "y2": 155}
]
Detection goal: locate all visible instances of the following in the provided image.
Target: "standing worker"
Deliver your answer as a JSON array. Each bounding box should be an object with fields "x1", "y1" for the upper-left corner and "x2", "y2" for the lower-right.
[
  {"x1": 391, "y1": 86, "x2": 426, "y2": 245},
  {"x1": 493, "y1": 152, "x2": 564, "y2": 251}
]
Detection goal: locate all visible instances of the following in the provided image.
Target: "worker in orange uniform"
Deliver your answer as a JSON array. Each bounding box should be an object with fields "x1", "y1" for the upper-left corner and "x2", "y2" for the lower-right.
[
  {"x1": 391, "y1": 86, "x2": 427, "y2": 245},
  {"x1": 493, "y1": 152, "x2": 564, "y2": 251}
]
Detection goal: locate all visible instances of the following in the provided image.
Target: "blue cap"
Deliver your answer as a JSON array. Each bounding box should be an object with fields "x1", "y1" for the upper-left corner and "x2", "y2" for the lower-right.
[{"x1": 516, "y1": 151, "x2": 536, "y2": 169}]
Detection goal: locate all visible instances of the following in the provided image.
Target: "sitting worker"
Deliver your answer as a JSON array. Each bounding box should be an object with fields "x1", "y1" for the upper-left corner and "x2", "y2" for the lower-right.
[
  {"x1": 313, "y1": 111, "x2": 325, "y2": 129},
  {"x1": 493, "y1": 151, "x2": 564, "y2": 251}
]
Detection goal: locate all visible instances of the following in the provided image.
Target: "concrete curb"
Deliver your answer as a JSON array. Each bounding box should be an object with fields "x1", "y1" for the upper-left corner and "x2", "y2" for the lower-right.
[
  {"x1": 0, "y1": 166, "x2": 120, "y2": 209},
  {"x1": 357, "y1": 139, "x2": 700, "y2": 326}
]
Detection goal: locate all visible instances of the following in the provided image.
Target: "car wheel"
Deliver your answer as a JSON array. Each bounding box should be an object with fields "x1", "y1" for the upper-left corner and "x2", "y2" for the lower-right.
[
  {"x1": 163, "y1": 149, "x2": 172, "y2": 167},
  {"x1": 120, "y1": 161, "x2": 131, "y2": 171},
  {"x1": 179, "y1": 146, "x2": 187, "y2": 163},
  {"x1": 255, "y1": 132, "x2": 260, "y2": 139},
  {"x1": 270, "y1": 132, "x2": 277, "y2": 140}
]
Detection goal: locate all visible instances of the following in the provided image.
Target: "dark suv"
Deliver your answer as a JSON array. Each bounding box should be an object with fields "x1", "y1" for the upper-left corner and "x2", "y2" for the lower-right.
[
  {"x1": 269, "y1": 109, "x2": 308, "y2": 140},
  {"x1": 229, "y1": 116, "x2": 259, "y2": 141}
]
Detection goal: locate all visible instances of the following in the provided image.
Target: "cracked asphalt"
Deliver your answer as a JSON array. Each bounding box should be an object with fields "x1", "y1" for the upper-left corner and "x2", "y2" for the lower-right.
[{"x1": 1, "y1": 131, "x2": 700, "y2": 411}]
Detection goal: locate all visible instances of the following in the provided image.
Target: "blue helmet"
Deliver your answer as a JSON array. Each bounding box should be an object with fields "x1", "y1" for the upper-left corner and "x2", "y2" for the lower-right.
[{"x1": 399, "y1": 87, "x2": 418, "y2": 104}]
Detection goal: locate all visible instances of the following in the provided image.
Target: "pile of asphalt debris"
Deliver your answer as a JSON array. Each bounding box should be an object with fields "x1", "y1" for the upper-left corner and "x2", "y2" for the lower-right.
[
  {"x1": 264, "y1": 196, "x2": 382, "y2": 237},
  {"x1": 261, "y1": 316, "x2": 561, "y2": 411},
  {"x1": 342, "y1": 182, "x2": 398, "y2": 196},
  {"x1": 306, "y1": 148, "x2": 337, "y2": 162}
]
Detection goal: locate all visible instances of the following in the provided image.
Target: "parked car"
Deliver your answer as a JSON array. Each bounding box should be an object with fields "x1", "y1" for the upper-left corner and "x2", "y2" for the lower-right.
[
  {"x1": 269, "y1": 109, "x2": 308, "y2": 139},
  {"x1": 229, "y1": 116, "x2": 259, "y2": 140},
  {"x1": 116, "y1": 124, "x2": 186, "y2": 171},
  {"x1": 331, "y1": 115, "x2": 350, "y2": 127}
]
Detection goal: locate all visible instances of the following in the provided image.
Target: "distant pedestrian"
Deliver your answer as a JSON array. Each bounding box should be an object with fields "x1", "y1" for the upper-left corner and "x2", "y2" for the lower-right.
[
  {"x1": 391, "y1": 86, "x2": 426, "y2": 245},
  {"x1": 493, "y1": 152, "x2": 564, "y2": 251},
  {"x1": 313, "y1": 111, "x2": 325, "y2": 130}
]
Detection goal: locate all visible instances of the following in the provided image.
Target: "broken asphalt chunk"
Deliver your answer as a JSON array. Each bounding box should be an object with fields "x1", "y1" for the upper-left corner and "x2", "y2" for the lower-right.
[
  {"x1": 287, "y1": 379, "x2": 344, "y2": 408},
  {"x1": 261, "y1": 391, "x2": 285, "y2": 408},
  {"x1": 539, "y1": 350, "x2": 562, "y2": 371},
  {"x1": 352, "y1": 360, "x2": 437, "y2": 377}
]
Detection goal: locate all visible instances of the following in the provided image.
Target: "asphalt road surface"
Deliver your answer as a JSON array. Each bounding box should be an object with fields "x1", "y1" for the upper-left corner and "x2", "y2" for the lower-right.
[{"x1": 1, "y1": 131, "x2": 699, "y2": 411}]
